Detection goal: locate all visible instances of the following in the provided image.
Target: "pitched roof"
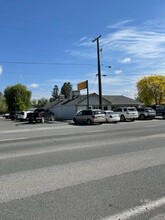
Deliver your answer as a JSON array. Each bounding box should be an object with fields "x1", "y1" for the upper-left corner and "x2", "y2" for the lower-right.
[
  {"x1": 103, "y1": 95, "x2": 141, "y2": 105},
  {"x1": 45, "y1": 93, "x2": 141, "y2": 108}
]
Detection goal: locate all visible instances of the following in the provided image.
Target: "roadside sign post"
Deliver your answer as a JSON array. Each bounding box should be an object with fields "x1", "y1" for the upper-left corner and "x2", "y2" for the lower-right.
[{"x1": 77, "y1": 80, "x2": 89, "y2": 109}]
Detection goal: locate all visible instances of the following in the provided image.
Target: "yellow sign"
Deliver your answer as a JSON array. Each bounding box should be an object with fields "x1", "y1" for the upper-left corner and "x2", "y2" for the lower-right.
[{"x1": 77, "y1": 80, "x2": 87, "y2": 90}]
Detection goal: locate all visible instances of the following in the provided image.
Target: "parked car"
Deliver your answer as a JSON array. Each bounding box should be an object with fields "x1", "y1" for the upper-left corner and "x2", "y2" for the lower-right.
[
  {"x1": 3, "y1": 113, "x2": 10, "y2": 119},
  {"x1": 9, "y1": 111, "x2": 19, "y2": 120},
  {"x1": 114, "y1": 107, "x2": 138, "y2": 122},
  {"x1": 151, "y1": 105, "x2": 165, "y2": 119},
  {"x1": 137, "y1": 107, "x2": 156, "y2": 120},
  {"x1": 73, "y1": 109, "x2": 105, "y2": 125},
  {"x1": 103, "y1": 110, "x2": 120, "y2": 123},
  {"x1": 28, "y1": 109, "x2": 45, "y2": 123},
  {"x1": 17, "y1": 111, "x2": 33, "y2": 121},
  {"x1": 28, "y1": 108, "x2": 55, "y2": 123}
]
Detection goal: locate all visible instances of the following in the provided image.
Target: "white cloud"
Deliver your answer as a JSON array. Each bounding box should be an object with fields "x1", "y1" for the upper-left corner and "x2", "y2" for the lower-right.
[
  {"x1": 0, "y1": 65, "x2": 3, "y2": 75},
  {"x1": 107, "y1": 19, "x2": 134, "y2": 29},
  {"x1": 102, "y1": 26, "x2": 165, "y2": 59},
  {"x1": 29, "y1": 83, "x2": 39, "y2": 88},
  {"x1": 120, "y1": 58, "x2": 131, "y2": 64},
  {"x1": 115, "y1": 69, "x2": 122, "y2": 74}
]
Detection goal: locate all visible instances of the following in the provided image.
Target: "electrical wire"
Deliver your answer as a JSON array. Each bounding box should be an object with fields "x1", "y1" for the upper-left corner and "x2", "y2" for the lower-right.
[{"x1": 0, "y1": 61, "x2": 96, "y2": 66}]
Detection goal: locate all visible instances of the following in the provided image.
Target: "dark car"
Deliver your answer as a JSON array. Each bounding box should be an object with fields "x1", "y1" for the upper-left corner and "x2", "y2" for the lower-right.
[
  {"x1": 9, "y1": 111, "x2": 19, "y2": 120},
  {"x1": 137, "y1": 107, "x2": 156, "y2": 120},
  {"x1": 28, "y1": 108, "x2": 55, "y2": 123}
]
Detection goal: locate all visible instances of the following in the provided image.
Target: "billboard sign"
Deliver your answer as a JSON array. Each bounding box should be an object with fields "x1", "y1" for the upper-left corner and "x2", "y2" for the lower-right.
[{"x1": 77, "y1": 80, "x2": 88, "y2": 90}]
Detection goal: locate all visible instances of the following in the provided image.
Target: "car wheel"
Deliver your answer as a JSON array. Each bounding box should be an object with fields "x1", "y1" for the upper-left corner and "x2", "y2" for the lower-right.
[
  {"x1": 73, "y1": 118, "x2": 77, "y2": 124},
  {"x1": 120, "y1": 115, "x2": 125, "y2": 122},
  {"x1": 163, "y1": 114, "x2": 165, "y2": 119},
  {"x1": 139, "y1": 114, "x2": 145, "y2": 120},
  {"x1": 87, "y1": 119, "x2": 92, "y2": 125},
  {"x1": 41, "y1": 117, "x2": 45, "y2": 123}
]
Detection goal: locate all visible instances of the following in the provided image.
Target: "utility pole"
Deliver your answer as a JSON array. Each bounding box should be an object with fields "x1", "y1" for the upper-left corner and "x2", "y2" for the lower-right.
[{"x1": 92, "y1": 35, "x2": 102, "y2": 109}]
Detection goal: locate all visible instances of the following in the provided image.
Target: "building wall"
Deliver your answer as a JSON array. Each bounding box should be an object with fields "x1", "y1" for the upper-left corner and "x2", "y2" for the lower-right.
[
  {"x1": 50, "y1": 105, "x2": 76, "y2": 120},
  {"x1": 49, "y1": 94, "x2": 112, "y2": 120}
]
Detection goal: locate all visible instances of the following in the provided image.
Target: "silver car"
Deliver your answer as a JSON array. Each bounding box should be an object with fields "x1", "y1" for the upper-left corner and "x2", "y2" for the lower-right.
[
  {"x1": 137, "y1": 107, "x2": 156, "y2": 120},
  {"x1": 73, "y1": 109, "x2": 105, "y2": 125}
]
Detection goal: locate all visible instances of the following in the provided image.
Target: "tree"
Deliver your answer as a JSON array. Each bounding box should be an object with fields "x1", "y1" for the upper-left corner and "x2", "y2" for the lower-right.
[
  {"x1": 31, "y1": 99, "x2": 38, "y2": 108},
  {"x1": 37, "y1": 98, "x2": 49, "y2": 108},
  {"x1": 4, "y1": 84, "x2": 32, "y2": 111},
  {"x1": 0, "y1": 92, "x2": 8, "y2": 113},
  {"x1": 31, "y1": 98, "x2": 49, "y2": 108},
  {"x1": 136, "y1": 75, "x2": 165, "y2": 105},
  {"x1": 51, "y1": 85, "x2": 59, "y2": 101},
  {"x1": 61, "y1": 82, "x2": 72, "y2": 98}
]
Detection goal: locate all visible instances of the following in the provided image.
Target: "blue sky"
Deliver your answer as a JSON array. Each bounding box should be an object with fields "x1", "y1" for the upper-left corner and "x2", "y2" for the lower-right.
[{"x1": 1, "y1": 0, "x2": 165, "y2": 100}]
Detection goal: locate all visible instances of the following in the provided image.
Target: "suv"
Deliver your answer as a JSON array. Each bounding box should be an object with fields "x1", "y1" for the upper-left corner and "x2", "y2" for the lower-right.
[
  {"x1": 137, "y1": 107, "x2": 156, "y2": 120},
  {"x1": 73, "y1": 109, "x2": 105, "y2": 125},
  {"x1": 115, "y1": 107, "x2": 138, "y2": 122}
]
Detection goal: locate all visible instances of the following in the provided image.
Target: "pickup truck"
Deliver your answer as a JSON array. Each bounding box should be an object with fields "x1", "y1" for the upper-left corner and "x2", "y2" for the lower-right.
[
  {"x1": 151, "y1": 105, "x2": 165, "y2": 119},
  {"x1": 28, "y1": 109, "x2": 55, "y2": 123}
]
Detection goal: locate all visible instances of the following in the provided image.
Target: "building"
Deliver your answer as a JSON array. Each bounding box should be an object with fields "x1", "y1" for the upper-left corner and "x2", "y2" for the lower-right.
[{"x1": 45, "y1": 91, "x2": 142, "y2": 120}]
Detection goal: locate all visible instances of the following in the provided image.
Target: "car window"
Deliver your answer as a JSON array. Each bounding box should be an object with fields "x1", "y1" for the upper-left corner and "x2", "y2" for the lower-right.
[
  {"x1": 93, "y1": 111, "x2": 102, "y2": 115},
  {"x1": 128, "y1": 107, "x2": 136, "y2": 111},
  {"x1": 77, "y1": 111, "x2": 83, "y2": 116},
  {"x1": 137, "y1": 108, "x2": 143, "y2": 111},
  {"x1": 84, "y1": 110, "x2": 92, "y2": 115}
]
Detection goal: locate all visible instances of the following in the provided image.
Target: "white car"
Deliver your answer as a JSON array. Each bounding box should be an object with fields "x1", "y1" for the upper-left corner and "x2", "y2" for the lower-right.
[
  {"x1": 115, "y1": 107, "x2": 138, "y2": 122},
  {"x1": 103, "y1": 110, "x2": 120, "y2": 123},
  {"x1": 17, "y1": 111, "x2": 33, "y2": 121}
]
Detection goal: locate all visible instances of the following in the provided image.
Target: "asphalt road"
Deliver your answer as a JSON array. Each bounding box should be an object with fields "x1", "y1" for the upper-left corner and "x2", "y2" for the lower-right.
[{"x1": 0, "y1": 117, "x2": 165, "y2": 220}]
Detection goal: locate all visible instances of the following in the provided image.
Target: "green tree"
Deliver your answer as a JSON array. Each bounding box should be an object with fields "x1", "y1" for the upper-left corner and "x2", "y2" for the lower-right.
[
  {"x1": 31, "y1": 98, "x2": 49, "y2": 108},
  {"x1": 31, "y1": 99, "x2": 38, "y2": 108},
  {"x1": 37, "y1": 98, "x2": 49, "y2": 108},
  {"x1": 4, "y1": 84, "x2": 32, "y2": 111},
  {"x1": 0, "y1": 92, "x2": 8, "y2": 113},
  {"x1": 61, "y1": 82, "x2": 72, "y2": 98},
  {"x1": 51, "y1": 85, "x2": 59, "y2": 101},
  {"x1": 136, "y1": 75, "x2": 165, "y2": 105}
]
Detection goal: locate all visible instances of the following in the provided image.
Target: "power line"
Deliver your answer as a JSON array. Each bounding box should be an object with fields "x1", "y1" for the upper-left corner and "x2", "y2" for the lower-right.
[{"x1": 0, "y1": 61, "x2": 96, "y2": 66}]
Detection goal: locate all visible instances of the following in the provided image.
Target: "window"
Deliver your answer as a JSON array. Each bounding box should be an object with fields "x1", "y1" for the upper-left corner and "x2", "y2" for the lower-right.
[
  {"x1": 77, "y1": 111, "x2": 83, "y2": 116},
  {"x1": 84, "y1": 110, "x2": 92, "y2": 115},
  {"x1": 116, "y1": 108, "x2": 122, "y2": 112}
]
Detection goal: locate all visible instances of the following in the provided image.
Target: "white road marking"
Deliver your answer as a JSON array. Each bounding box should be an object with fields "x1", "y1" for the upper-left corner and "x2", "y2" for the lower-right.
[
  {"x1": 0, "y1": 137, "x2": 28, "y2": 142},
  {"x1": 102, "y1": 197, "x2": 165, "y2": 220},
  {"x1": 0, "y1": 147, "x2": 165, "y2": 203}
]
